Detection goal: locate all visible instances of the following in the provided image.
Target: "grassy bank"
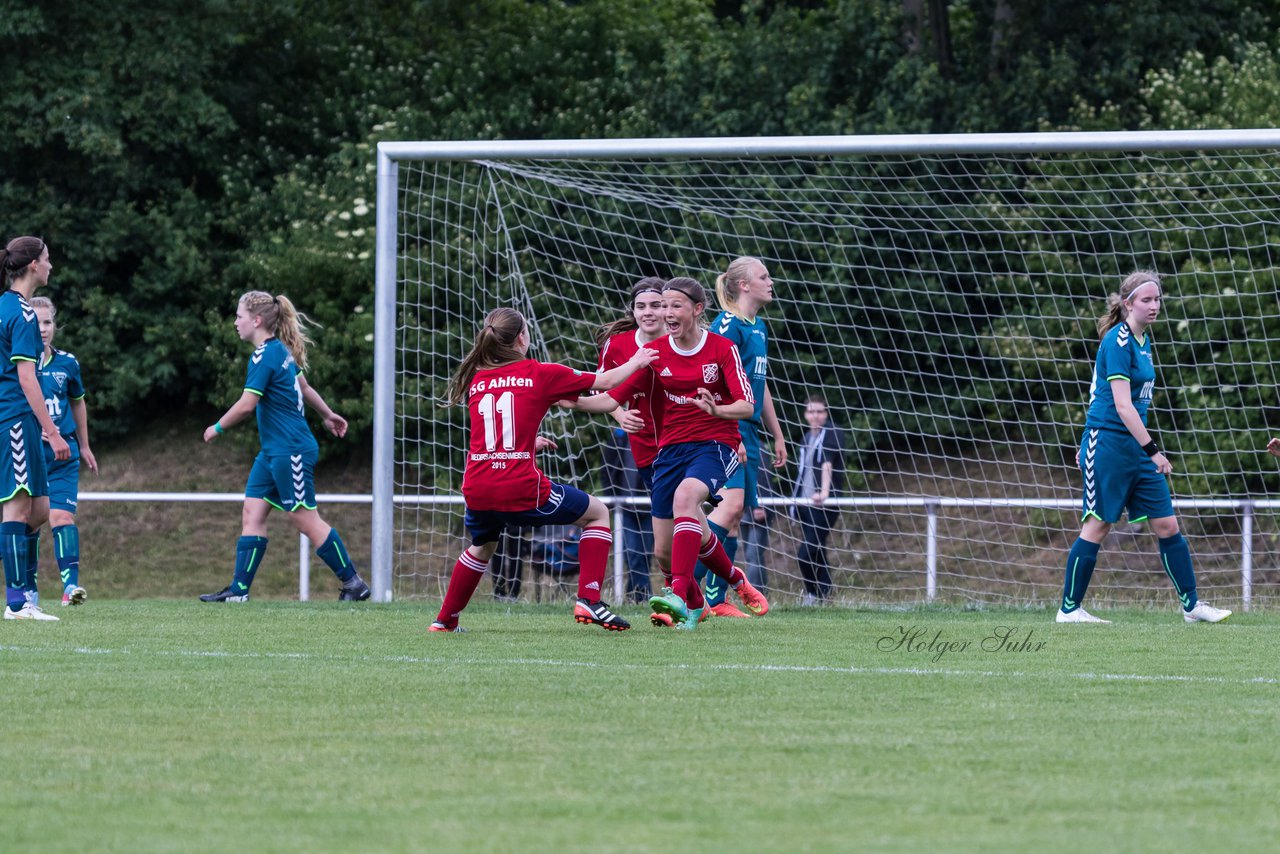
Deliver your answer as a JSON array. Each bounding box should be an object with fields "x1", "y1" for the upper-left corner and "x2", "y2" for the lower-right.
[{"x1": 45, "y1": 418, "x2": 373, "y2": 601}]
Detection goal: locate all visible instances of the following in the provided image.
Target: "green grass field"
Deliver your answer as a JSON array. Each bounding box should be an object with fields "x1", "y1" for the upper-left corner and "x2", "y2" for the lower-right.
[{"x1": 3, "y1": 602, "x2": 1277, "y2": 853}]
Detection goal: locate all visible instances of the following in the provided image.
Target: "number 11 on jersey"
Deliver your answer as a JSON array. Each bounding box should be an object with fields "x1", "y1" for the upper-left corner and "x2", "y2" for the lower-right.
[{"x1": 478, "y1": 391, "x2": 515, "y2": 452}]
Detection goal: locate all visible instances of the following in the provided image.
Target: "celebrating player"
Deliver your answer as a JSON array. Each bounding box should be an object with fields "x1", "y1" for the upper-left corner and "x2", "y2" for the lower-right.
[
  {"x1": 0, "y1": 237, "x2": 70, "y2": 621},
  {"x1": 429, "y1": 307, "x2": 657, "y2": 633},
  {"x1": 1058, "y1": 270, "x2": 1230, "y2": 624},
  {"x1": 594, "y1": 276, "x2": 667, "y2": 587},
  {"x1": 32, "y1": 297, "x2": 98, "y2": 606},
  {"x1": 695, "y1": 256, "x2": 787, "y2": 617},
  {"x1": 200, "y1": 291, "x2": 371, "y2": 603},
  {"x1": 577, "y1": 277, "x2": 770, "y2": 630}
]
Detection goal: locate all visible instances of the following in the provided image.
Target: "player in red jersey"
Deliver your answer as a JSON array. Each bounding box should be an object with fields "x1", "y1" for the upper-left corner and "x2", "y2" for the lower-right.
[
  {"x1": 429, "y1": 308, "x2": 656, "y2": 633},
  {"x1": 593, "y1": 277, "x2": 668, "y2": 588},
  {"x1": 576, "y1": 278, "x2": 770, "y2": 630}
]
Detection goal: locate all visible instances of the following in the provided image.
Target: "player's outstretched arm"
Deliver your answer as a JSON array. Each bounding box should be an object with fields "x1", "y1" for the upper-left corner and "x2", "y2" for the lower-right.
[
  {"x1": 591, "y1": 347, "x2": 657, "y2": 391},
  {"x1": 575, "y1": 393, "x2": 622, "y2": 415}
]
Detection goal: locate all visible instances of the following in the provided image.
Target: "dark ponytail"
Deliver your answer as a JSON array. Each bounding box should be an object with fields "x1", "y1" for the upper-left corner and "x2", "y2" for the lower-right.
[
  {"x1": 446, "y1": 308, "x2": 527, "y2": 404},
  {"x1": 1, "y1": 236, "x2": 45, "y2": 286}
]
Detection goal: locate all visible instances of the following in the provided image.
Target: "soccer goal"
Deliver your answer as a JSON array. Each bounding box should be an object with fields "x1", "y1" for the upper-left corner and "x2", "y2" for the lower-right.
[{"x1": 373, "y1": 130, "x2": 1280, "y2": 609}]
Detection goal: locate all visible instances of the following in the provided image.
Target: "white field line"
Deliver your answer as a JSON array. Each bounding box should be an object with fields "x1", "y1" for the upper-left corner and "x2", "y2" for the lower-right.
[{"x1": 0, "y1": 644, "x2": 1276, "y2": 686}]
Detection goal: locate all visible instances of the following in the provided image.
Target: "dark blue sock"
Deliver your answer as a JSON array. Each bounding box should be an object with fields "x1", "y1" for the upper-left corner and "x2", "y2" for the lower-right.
[
  {"x1": 2, "y1": 521, "x2": 27, "y2": 610},
  {"x1": 232, "y1": 536, "x2": 269, "y2": 594},
  {"x1": 1061, "y1": 537, "x2": 1101, "y2": 612},
  {"x1": 23, "y1": 526, "x2": 38, "y2": 597},
  {"x1": 317, "y1": 529, "x2": 357, "y2": 583},
  {"x1": 1158, "y1": 532, "x2": 1198, "y2": 611},
  {"x1": 53, "y1": 524, "x2": 80, "y2": 588},
  {"x1": 701, "y1": 520, "x2": 730, "y2": 606},
  {"x1": 712, "y1": 533, "x2": 740, "y2": 606}
]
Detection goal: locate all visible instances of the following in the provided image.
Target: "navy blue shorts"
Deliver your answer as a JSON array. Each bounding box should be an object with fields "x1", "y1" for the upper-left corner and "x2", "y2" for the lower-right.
[
  {"x1": 650, "y1": 441, "x2": 738, "y2": 520},
  {"x1": 464, "y1": 481, "x2": 591, "y2": 546},
  {"x1": 1079, "y1": 428, "x2": 1174, "y2": 524},
  {"x1": 245, "y1": 449, "x2": 318, "y2": 512}
]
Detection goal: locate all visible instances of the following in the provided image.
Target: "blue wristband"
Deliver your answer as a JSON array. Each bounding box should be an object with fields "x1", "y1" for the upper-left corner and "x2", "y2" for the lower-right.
[{"x1": 214, "y1": 422, "x2": 225, "y2": 435}]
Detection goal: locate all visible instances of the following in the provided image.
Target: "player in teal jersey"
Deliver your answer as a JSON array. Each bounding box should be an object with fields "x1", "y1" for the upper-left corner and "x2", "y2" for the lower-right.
[
  {"x1": 32, "y1": 297, "x2": 98, "y2": 606},
  {"x1": 200, "y1": 291, "x2": 371, "y2": 603},
  {"x1": 0, "y1": 237, "x2": 70, "y2": 621},
  {"x1": 695, "y1": 257, "x2": 787, "y2": 618},
  {"x1": 1058, "y1": 270, "x2": 1230, "y2": 625}
]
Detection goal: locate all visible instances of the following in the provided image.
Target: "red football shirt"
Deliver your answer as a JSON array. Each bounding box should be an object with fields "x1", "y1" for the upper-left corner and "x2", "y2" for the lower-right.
[
  {"x1": 597, "y1": 329, "x2": 662, "y2": 468},
  {"x1": 609, "y1": 330, "x2": 752, "y2": 450},
  {"x1": 462, "y1": 359, "x2": 596, "y2": 511}
]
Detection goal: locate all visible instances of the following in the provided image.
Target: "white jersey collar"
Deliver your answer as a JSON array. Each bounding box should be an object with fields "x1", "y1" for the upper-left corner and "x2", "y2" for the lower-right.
[{"x1": 669, "y1": 329, "x2": 707, "y2": 357}]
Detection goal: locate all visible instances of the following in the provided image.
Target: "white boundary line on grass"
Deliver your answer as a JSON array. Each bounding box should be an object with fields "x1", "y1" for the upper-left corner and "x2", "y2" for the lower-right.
[{"x1": 1, "y1": 644, "x2": 1276, "y2": 686}]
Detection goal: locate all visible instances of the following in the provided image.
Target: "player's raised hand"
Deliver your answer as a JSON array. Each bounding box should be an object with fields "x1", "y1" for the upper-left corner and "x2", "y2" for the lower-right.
[{"x1": 1268, "y1": 437, "x2": 1280, "y2": 458}]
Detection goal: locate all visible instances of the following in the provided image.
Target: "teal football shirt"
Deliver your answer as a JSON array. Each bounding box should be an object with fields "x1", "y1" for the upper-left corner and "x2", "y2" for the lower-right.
[
  {"x1": 711, "y1": 309, "x2": 769, "y2": 428},
  {"x1": 1085, "y1": 322, "x2": 1156, "y2": 432},
  {"x1": 244, "y1": 338, "x2": 318, "y2": 455}
]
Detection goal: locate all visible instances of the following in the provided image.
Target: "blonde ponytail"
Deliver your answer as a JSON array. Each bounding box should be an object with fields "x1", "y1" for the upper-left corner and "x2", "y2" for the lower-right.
[{"x1": 240, "y1": 291, "x2": 316, "y2": 371}]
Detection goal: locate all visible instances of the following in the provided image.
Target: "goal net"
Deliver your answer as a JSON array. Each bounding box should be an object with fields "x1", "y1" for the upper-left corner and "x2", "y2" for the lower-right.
[{"x1": 373, "y1": 132, "x2": 1280, "y2": 610}]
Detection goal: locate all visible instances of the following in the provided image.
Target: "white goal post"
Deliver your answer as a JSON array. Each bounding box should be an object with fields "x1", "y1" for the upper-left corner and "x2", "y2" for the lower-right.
[{"x1": 372, "y1": 130, "x2": 1280, "y2": 609}]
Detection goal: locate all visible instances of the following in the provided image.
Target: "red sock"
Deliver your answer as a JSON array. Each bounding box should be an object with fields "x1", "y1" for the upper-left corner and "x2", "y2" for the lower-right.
[
  {"x1": 671, "y1": 517, "x2": 703, "y2": 604},
  {"x1": 577, "y1": 526, "x2": 612, "y2": 600},
  {"x1": 698, "y1": 533, "x2": 744, "y2": 587},
  {"x1": 435, "y1": 550, "x2": 488, "y2": 627},
  {"x1": 685, "y1": 578, "x2": 705, "y2": 610}
]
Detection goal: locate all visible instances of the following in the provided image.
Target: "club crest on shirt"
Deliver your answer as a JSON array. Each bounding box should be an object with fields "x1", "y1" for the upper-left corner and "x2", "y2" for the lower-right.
[{"x1": 702, "y1": 364, "x2": 719, "y2": 384}]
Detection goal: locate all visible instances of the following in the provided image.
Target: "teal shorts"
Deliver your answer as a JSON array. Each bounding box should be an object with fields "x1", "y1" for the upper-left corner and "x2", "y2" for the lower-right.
[
  {"x1": 723, "y1": 426, "x2": 760, "y2": 509},
  {"x1": 0, "y1": 414, "x2": 48, "y2": 501},
  {"x1": 43, "y1": 437, "x2": 81, "y2": 513},
  {"x1": 1079, "y1": 428, "x2": 1174, "y2": 524},
  {"x1": 245, "y1": 449, "x2": 317, "y2": 512}
]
